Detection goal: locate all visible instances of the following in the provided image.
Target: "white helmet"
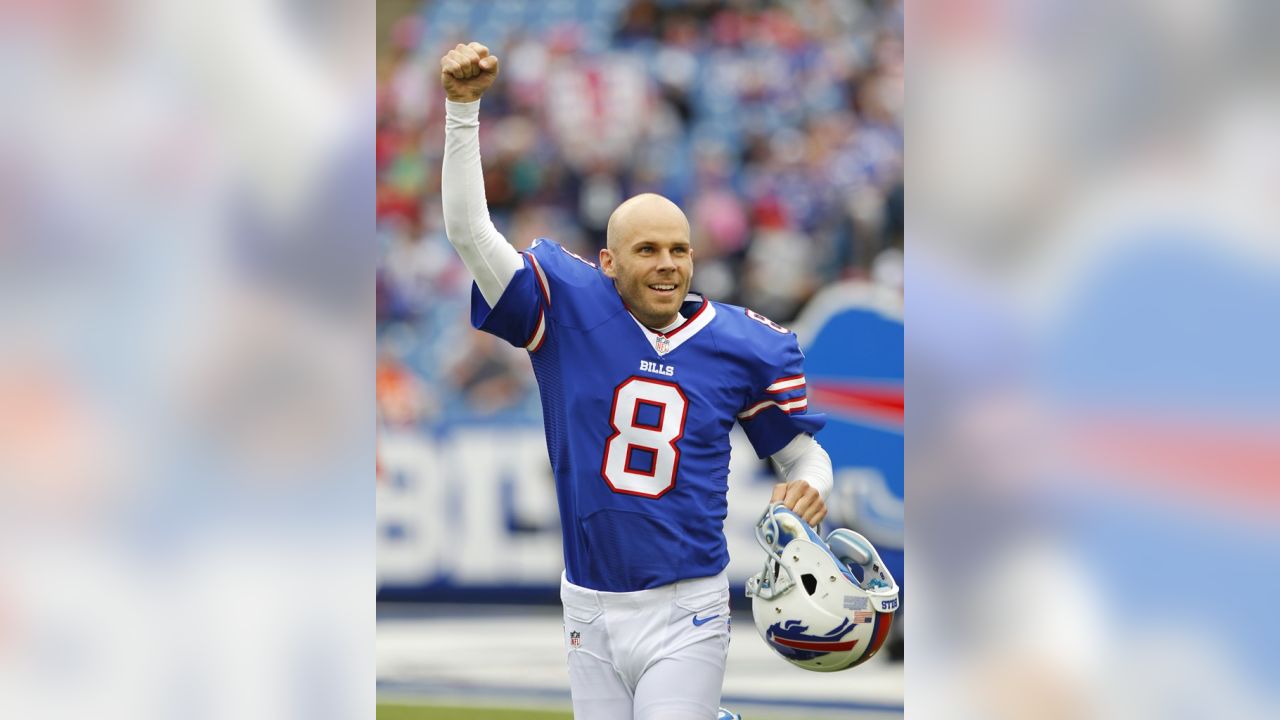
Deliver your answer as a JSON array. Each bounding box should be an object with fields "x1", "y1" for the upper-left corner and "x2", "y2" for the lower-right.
[{"x1": 745, "y1": 504, "x2": 900, "y2": 672}]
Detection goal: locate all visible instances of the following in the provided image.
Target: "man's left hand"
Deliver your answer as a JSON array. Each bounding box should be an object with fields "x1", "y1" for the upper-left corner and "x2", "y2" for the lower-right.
[{"x1": 770, "y1": 480, "x2": 826, "y2": 527}]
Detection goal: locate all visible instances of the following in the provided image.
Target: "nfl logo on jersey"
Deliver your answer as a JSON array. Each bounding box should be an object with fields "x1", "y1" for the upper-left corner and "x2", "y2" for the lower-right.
[
  {"x1": 656, "y1": 335, "x2": 670, "y2": 355},
  {"x1": 569, "y1": 631, "x2": 582, "y2": 648}
]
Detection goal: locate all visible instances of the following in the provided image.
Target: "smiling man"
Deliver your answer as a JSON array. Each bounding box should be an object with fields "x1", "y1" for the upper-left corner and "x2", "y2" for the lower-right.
[
  {"x1": 601, "y1": 193, "x2": 694, "y2": 330},
  {"x1": 438, "y1": 42, "x2": 835, "y2": 720}
]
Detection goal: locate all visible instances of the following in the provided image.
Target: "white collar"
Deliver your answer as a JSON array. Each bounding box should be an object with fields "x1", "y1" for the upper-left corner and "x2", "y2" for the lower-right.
[{"x1": 629, "y1": 294, "x2": 717, "y2": 356}]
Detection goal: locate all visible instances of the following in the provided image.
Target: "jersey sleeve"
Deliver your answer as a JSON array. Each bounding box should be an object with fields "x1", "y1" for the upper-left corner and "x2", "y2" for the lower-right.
[
  {"x1": 470, "y1": 248, "x2": 551, "y2": 352},
  {"x1": 737, "y1": 333, "x2": 827, "y2": 458}
]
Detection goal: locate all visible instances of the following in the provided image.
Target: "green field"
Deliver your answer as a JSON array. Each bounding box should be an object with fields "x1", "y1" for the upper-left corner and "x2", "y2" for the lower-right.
[{"x1": 377, "y1": 704, "x2": 573, "y2": 720}]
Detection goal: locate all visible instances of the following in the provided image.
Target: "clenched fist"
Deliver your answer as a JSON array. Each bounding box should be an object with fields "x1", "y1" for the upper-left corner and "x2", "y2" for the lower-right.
[
  {"x1": 770, "y1": 480, "x2": 827, "y2": 526},
  {"x1": 441, "y1": 42, "x2": 500, "y2": 103}
]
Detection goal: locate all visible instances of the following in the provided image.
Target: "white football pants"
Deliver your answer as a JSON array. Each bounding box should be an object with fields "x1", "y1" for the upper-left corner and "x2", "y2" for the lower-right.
[{"x1": 560, "y1": 570, "x2": 732, "y2": 720}]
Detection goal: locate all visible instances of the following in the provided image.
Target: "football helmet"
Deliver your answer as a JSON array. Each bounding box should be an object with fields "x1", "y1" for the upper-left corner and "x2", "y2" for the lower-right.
[{"x1": 745, "y1": 503, "x2": 899, "y2": 672}]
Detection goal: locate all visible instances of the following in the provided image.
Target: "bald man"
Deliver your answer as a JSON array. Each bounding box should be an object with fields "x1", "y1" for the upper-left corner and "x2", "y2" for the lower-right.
[{"x1": 439, "y1": 43, "x2": 833, "y2": 720}]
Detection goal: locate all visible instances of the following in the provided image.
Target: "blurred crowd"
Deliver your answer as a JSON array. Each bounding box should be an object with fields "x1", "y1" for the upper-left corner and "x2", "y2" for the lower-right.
[{"x1": 376, "y1": 0, "x2": 903, "y2": 428}]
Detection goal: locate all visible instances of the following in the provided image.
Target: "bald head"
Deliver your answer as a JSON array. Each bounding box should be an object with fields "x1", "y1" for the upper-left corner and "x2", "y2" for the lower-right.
[{"x1": 606, "y1": 193, "x2": 691, "y2": 252}]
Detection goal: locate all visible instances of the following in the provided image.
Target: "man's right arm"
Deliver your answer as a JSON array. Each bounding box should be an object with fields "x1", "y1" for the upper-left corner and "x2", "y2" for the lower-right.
[{"x1": 440, "y1": 43, "x2": 522, "y2": 307}]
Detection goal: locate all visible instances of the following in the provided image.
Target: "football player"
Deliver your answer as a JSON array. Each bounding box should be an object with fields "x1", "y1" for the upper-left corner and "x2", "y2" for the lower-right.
[{"x1": 439, "y1": 42, "x2": 835, "y2": 720}]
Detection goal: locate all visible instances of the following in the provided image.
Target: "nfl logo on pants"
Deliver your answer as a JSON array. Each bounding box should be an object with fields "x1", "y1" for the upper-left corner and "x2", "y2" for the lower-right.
[{"x1": 569, "y1": 631, "x2": 581, "y2": 648}]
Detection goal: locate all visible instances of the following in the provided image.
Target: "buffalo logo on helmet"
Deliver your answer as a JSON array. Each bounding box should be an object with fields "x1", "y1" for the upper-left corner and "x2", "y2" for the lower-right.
[{"x1": 765, "y1": 618, "x2": 858, "y2": 661}]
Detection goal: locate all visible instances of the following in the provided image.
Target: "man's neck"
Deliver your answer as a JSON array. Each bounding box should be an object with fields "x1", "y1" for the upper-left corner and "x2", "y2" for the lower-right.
[{"x1": 648, "y1": 313, "x2": 684, "y2": 334}]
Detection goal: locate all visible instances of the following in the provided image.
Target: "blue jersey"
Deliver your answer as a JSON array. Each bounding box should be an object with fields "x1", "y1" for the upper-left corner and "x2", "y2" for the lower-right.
[{"x1": 472, "y1": 239, "x2": 826, "y2": 592}]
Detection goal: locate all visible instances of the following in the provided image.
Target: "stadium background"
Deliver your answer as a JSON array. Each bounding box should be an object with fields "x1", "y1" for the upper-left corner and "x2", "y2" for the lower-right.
[{"x1": 375, "y1": 0, "x2": 903, "y2": 717}]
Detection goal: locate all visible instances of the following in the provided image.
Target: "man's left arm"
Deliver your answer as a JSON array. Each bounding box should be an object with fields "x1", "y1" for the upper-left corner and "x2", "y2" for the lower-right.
[{"x1": 768, "y1": 433, "x2": 833, "y2": 526}]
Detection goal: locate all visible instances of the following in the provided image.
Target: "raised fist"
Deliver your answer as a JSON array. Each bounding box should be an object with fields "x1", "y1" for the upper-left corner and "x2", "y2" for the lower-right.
[{"x1": 440, "y1": 42, "x2": 500, "y2": 103}]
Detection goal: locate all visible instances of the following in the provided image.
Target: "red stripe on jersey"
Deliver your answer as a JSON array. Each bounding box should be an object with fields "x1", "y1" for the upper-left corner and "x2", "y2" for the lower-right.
[
  {"x1": 738, "y1": 396, "x2": 808, "y2": 420},
  {"x1": 525, "y1": 252, "x2": 551, "y2": 307},
  {"x1": 524, "y1": 308, "x2": 547, "y2": 352},
  {"x1": 766, "y1": 375, "x2": 807, "y2": 394},
  {"x1": 656, "y1": 296, "x2": 709, "y2": 339}
]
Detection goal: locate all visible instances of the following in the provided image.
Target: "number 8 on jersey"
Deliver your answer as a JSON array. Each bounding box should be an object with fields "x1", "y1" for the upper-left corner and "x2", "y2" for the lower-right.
[{"x1": 601, "y1": 377, "x2": 689, "y2": 498}]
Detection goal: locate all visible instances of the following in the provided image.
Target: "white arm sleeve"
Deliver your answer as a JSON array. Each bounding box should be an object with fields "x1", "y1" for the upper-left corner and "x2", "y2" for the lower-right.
[
  {"x1": 769, "y1": 434, "x2": 834, "y2": 500},
  {"x1": 441, "y1": 98, "x2": 524, "y2": 307}
]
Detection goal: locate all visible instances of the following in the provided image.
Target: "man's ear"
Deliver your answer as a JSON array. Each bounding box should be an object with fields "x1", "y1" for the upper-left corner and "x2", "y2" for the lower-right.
[{"x1": 599, "y1": 248, "x2": 616, "y2": 278}]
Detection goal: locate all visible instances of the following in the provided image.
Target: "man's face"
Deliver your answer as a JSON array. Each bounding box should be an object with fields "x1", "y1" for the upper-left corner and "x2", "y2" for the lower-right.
[{"x1": 600, "y1": 221, "x2": 694, "y2": 329}]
